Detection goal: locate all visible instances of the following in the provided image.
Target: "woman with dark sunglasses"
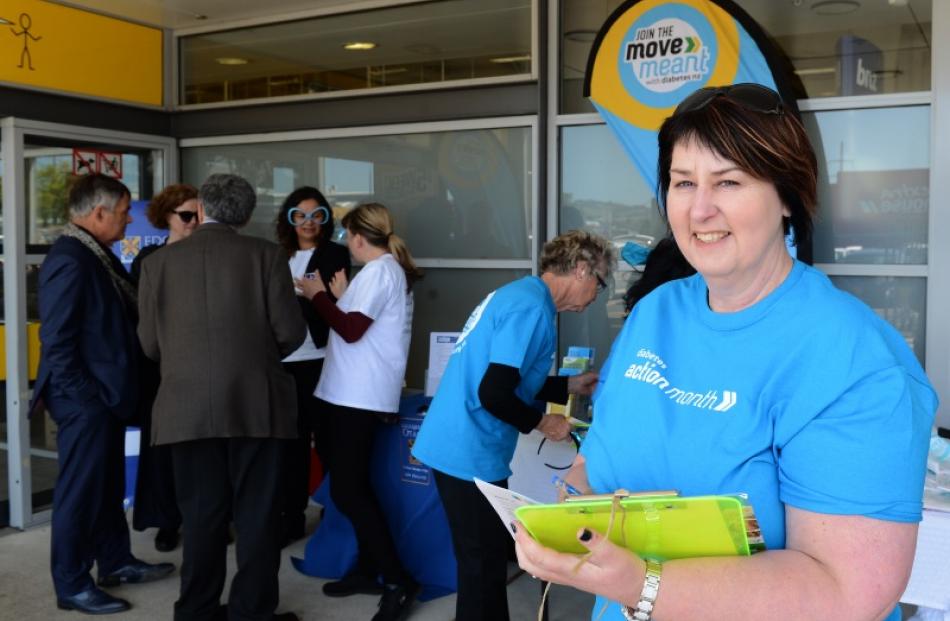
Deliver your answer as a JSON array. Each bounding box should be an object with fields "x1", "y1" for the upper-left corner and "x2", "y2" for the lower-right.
[
  {"x1": 513, "y1": 84, "x2": 936, "y2": 621},
  {"x1": 130, "y1": 183, "x2": 199, "y2": 553},
  {"x1": 274, "y1": 186, "x2": 351, "y2": 547}
]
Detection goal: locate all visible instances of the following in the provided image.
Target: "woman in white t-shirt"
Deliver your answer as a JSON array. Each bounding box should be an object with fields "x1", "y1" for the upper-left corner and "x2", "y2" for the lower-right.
[
  {"x1": 275, "y1": 186, "x2": 350, "y2": 547},
  {"x1": 297, "y1": 202, "x2": 423, "y2": 621}
]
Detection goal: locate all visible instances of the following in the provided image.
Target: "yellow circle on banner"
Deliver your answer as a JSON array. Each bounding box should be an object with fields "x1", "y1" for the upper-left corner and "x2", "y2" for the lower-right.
[{"x1": 590, "y1": 0, "x2": 740, "y2": 131}]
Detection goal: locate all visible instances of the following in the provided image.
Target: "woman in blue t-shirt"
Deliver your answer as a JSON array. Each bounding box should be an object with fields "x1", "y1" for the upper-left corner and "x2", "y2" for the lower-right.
[
  {"x1": 514, "y1": 84, "x2": 937, "y2": 621},
  {"x1": 412, "y1": 230, "x2": 612, "y2": 621}
]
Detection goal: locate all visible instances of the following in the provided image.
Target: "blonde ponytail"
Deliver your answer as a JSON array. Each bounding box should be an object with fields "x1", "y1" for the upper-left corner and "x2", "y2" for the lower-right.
[{"x1": 342, "y1": 203, "x2": 424, "y2": 291}]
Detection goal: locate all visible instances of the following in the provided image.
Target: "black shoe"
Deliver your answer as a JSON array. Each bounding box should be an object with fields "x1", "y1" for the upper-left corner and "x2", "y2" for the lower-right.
[
  {"x1": 57, "y1": 587, "x2": 131, "y2": 614},
  {"x1": 154, "y1": 527, "x2": 180, "y2": 552},
  {"x1": 322, "y1": 572, "x2": 384, "y2": 598},
  {"x1": 97, "y1": 559, "x2": 175, "y2": 587},
  {"x1": 371, "y1": 579, "x2": 421, "y2": 621}
]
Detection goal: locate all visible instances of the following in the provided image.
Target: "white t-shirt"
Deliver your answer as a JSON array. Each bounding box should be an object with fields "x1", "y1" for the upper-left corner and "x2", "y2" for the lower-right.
[
  {"x1": 282, "y1": 248, "x2": 326, "y2": 363},
  {"x1": 315, "y1": 253, "x2": 413, "y2": 413}
]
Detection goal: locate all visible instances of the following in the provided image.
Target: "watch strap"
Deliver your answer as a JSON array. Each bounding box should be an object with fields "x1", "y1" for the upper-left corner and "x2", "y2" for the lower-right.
[{"x1": 621, "y1": 559, "x2": 662, "y2": 621}]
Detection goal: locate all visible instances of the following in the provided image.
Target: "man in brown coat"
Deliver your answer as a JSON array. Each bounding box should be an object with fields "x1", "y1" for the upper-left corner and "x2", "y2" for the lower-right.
[{"x1": 137, "y1": 173, "x2": 306, "y2": 621}]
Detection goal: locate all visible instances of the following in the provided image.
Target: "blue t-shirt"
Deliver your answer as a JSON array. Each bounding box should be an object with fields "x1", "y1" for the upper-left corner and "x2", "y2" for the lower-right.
[
  {"x1": 413, "y1": 276, "x2": 557, "y2": 482},
  {"x1": 582, "y1": 260, "x2": 936, "y2": 621}
]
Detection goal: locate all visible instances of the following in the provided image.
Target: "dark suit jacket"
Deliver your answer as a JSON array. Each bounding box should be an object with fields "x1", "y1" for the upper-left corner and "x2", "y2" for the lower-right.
[
  {"x1": 32, "y1": 235, "x2": 139, "y2": 419},
  {"x1": 137, "y1": 223, "x2": 306, "y2": 446},
  {"x1": 296, "y1": 241, "x2": 351, "y2": 349}
]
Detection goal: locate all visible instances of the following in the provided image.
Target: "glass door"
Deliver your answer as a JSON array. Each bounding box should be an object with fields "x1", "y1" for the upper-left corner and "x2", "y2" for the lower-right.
[{"x1": 2, "y1": 118, "x2": 175, "y2": 528}]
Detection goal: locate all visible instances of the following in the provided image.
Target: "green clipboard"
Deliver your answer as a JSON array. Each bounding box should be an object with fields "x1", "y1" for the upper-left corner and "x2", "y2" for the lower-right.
[{"x1": 515, "y1": 494, "x2": 753, "y2": 560}]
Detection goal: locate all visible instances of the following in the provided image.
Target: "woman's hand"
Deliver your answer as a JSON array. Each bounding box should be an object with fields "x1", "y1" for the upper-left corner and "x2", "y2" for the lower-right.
[
  {"x1": 536, "y1": 413, "x2": 572, "y2": 441},
  {"x1": 329, "y1": 269, "x2": 348, "y2": 299},
  {"x1": 295, "y1": 273, "x2": 326, "y2": 299},
  {"x1": 568, "y1": 370, "x2": 599, "y2": 396},
  {"x1": 514, "y1": 523, "x2": 644, "y2": 608}
]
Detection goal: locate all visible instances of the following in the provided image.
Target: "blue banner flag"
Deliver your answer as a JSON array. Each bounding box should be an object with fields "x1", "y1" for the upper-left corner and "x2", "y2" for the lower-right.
[{"x1": 584, "y1": 0, "x2": 799, "y2": 192}]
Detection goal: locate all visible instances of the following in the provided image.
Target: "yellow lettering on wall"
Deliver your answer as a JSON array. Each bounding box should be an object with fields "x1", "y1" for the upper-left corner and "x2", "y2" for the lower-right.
[{"x1": 0, "y1": 0, "x2": 162, "y2": 106}]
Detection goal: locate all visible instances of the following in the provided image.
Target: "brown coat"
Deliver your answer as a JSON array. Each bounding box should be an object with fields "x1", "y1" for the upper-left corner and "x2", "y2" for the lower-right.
[{"x1": 137, "y1": 223, "x2": 306, "y2": 445}]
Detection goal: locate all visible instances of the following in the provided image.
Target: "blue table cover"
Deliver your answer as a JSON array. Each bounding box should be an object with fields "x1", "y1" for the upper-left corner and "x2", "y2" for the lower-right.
[{"x1": 291, "y1": 394, "x2": 457, "y2": 601}]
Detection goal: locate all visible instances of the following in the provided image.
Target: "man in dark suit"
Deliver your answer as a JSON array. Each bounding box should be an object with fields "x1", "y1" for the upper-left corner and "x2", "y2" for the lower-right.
[
  {"x1": 137, "y1": 173, "x2": 306, "y2": 621},
  {"x1": 34, "y1": 174, "x2": 175, "y2": 615}
]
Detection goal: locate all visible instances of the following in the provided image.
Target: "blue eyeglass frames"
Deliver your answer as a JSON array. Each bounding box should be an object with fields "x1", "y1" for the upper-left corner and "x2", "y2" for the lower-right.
[{"x1": 287, "y1": 206, "x2": 330, "y2": 227}]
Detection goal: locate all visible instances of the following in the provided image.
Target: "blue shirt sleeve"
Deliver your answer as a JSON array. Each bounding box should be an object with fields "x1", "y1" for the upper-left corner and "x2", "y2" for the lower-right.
[{"x1": 777, "y1": 365, "x2": 935, "y2": 522}]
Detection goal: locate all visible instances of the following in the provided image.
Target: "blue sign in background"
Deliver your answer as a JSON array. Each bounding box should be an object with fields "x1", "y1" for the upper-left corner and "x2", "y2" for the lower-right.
[{"x1": 110, "y1": 199, "x2": 167, "y2": 272}]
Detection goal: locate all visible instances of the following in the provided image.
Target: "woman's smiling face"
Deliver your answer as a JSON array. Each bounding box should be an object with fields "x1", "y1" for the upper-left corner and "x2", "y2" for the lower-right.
[{"x1": 666, "y1": 138, "x2": 791, "y2": 304}]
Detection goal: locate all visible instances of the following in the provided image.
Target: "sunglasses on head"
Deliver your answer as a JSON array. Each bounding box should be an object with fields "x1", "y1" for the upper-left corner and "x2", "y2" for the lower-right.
[
  {"x1": 674, "y1": 83, "x2": 785, "y2": 117},
  {"x1": 288, "y1": 206, "x2": 330, "y2": 227},
  {"x1": 173, "y1": 210, "x2": 198, "y2": 224}
]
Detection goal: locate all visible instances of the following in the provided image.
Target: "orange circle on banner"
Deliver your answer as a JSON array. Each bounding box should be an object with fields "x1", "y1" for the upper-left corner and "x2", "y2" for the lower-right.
[{"x1": 590, "y1": 0, "x2": 740, "y2": 131}]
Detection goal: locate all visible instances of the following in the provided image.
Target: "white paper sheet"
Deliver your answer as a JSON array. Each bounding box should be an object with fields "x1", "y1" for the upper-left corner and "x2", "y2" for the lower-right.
[
  {"x1": 425, "y1": 332, "x2": 460, "y2": 397},
  {"x1": 901, "y1": 509, "x2": 950, "y2": 610},
  {"x1": 474, "y1": 478, "x2": 540, "y2": 539}
]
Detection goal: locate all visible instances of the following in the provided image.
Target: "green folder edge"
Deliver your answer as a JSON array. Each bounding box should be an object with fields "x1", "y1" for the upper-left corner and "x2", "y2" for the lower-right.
[{"x1": 515, "y1": 495, "x2": 752, "y2": 560}]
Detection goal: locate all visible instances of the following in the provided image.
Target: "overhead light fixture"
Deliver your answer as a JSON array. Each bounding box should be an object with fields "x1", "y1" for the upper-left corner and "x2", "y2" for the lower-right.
[
  {"x1": 888, "y1": 0, "x2": 908, "y2": 6},
  {"x1": 490, "y1": 55, "x2": 531, "y2": 64},
  {"x1": 873, "y1": 68, "x2": 904, "y2": 77},
  {"x1": 343, "y1": 42, "x2": 377, "y2": 51},
  {"x1": 794, "y1": 67, "x2": 836, "y2": 76},
  {"x1": 811, "y1": 1, "x2": 860, "y2": 15},
  {"x1": 565, "y1": 29, "x2": 598, "y2": 43},
  {"x1": 215, "y1": 57, "x2": 249, "y2": 65}
]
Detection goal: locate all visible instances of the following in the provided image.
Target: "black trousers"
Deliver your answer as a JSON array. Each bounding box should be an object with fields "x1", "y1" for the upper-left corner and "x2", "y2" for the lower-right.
[
  {"x1": 281, "y1": 358, "x2": 325, "y2": 530},
  {"x1": 48, "y1": 394, "x2": 134, "y2": 597},
  {"x1": 434, "y1": 470, "x2": 511, "y2": 621},
  {"x1": 171, "y1": 438, "x2": 286, "y2": 621},
  {"x1": 132, "y1": 411, "x2": 181, "y2": 531},
  {"x1": 321, "y1": 399, "x2": 409, "y2": 585}
]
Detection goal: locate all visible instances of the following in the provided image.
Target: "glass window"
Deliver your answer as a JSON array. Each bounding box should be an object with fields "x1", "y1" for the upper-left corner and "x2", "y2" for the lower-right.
[
  {"x1": 560, "y1": 0, "x2": 932, "y2": 113},
  {"x1": 558, "y1": 123, "x2": 667, "y2": 360},
  {"x1": 23, "y1": 138, "x2": 163, "y2": 248},
  {"x1": 829, "y1": 275, "x2": 925, "y2": 365},
  {"x1": 806, "y1": 106, "x2": 929, "y2": 265},
  {"x1": 180, "y1": 0, "x2": 532, "y2": 105},
  {"x1": 182, "y1": 125, "x2": 534, "y2": 392},
  {"x1": 181, "y1": 126, "x2": 534, "y2": 259}
]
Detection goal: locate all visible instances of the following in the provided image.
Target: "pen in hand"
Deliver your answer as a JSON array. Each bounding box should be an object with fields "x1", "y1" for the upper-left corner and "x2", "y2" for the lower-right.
[{"x1": 552, "y1": 475, "x2": 582, "y2": 497}]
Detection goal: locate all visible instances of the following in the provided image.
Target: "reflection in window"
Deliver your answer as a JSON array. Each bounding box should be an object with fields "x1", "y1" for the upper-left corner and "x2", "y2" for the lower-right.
[
  {"x1": 559, "y1": 124, "x2": 668, "y2": 361},
  {"x1": 560, "y1": 0, "x2": 932, "y2": 113},
  {"x1": 806, "y1": 106, "x2": 929, "y2": 265},
  {"x1": 181, "y1": 126, "x2": 534, "y2": 260},
  {"x1": 829, "y1": 275, "x2": 926, "y2": 365},
  {"x1": 24, "y1": 146, "x2": 149, "y2": 246},
  {"x1": 180, "y1": 0, "x2": 532, "y2": 105}
]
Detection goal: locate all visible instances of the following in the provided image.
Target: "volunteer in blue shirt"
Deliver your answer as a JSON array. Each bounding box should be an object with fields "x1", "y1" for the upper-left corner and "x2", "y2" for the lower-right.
[
  {"x1": 412, "y1": 230, "x2": 612, "y2": 621},
  {"x1": 513, "y1": 84, "x2": 938, "y2": 621}
]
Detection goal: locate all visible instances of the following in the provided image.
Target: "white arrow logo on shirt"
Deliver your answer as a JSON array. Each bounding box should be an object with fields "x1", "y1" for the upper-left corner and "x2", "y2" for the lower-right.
[{"x1": 713, "y1": 391, "x2": 737, "y2": 412}]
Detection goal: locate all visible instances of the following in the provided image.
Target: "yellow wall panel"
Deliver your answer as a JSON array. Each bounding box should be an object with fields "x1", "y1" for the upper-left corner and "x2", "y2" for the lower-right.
[
  {"x1": 0, "y1": 322, "x2": 41, "y2": 382},
  {"x1": 0, "y1": 0, "x2": 162, "y2": 106}
]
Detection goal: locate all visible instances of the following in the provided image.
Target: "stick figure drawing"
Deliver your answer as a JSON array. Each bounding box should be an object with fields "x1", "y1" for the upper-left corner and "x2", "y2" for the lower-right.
[{"x1": 11, "y1": 13, "x2": 42, "y2": 70}]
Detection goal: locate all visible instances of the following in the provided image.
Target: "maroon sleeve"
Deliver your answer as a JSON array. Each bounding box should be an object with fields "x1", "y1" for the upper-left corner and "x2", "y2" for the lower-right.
[{"x1": 310, "y1": 291, "x2": 373, "y2": 343}]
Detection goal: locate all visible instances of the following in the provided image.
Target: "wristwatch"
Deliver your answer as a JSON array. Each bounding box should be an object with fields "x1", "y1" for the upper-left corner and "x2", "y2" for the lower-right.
[{"x1": 621, "y1": 559, "x2": 662, "y2": 621}]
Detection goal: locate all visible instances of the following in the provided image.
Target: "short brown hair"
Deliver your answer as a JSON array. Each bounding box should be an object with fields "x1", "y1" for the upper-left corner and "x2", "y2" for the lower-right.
[
  {"x1": 146, "y1": 184, "x2": 198, "y2": 229},
  {"x1": 657, "y1": 92, "x2": 818, "y2": 247}
]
